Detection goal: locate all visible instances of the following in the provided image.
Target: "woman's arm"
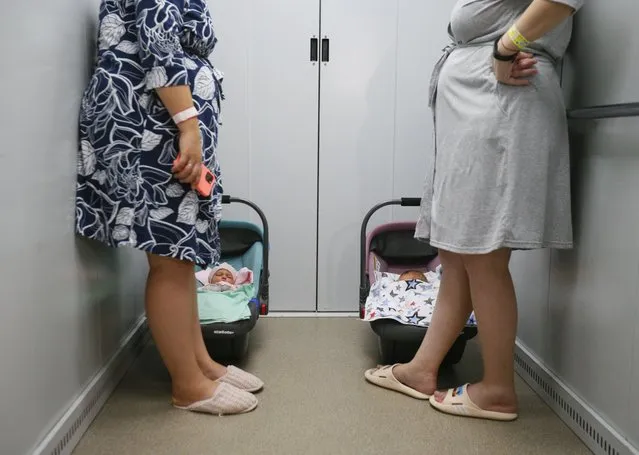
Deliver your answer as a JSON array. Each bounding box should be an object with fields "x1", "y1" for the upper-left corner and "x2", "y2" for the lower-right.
[
  {"x1": 499, "y1": 0, "x2": 584, "y2": 53},
  {"x1": 493, "y1": 0, "x2": 584, "y2": 85},
  {"x1": 135, "y1": 0, "x2": 190, "y2": 91},
  {"x1": 135, "y1": 0, "x2": 196, "y2": 124},
  {"x1": 156, "y1": 84, "x2": 202, "y2": 185},
  {"x1": 135, "y1": 0, "x2": 200, "y2": 182},
  {"x1": 155, "y1": 86, "x2": 198, "y2": 132}
]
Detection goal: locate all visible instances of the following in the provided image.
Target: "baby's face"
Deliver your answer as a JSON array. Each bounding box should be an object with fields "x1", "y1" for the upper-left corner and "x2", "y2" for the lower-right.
[
  {"x1": 399, "y1": 271, "x2": 427, "y2": 282},
  {"x1": 211, "y1": 268, "x2": 235, "y2": 284}
]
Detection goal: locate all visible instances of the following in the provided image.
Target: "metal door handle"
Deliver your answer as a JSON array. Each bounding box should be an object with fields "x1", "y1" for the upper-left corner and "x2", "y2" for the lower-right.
[
  {"x1": 310, "y1": 37, "x2": 318, "y2": 62},
  {"x1": 321, "y1": 37, "x2": 330, "y2": 62}
]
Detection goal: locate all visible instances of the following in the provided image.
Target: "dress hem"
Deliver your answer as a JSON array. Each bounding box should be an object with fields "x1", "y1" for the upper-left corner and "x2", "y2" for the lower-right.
[
  {"x1": 75, "y1": 231, "x2": 214, "y2": 267},
  {"x1": 415, "y1": 236, "x2": 573, "y2": 254}
]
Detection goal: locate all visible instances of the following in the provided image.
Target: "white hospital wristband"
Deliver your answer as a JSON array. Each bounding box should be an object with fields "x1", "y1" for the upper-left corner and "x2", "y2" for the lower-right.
[{"x1": 172, "y1": 107, "x2": 198, "y2": 125}]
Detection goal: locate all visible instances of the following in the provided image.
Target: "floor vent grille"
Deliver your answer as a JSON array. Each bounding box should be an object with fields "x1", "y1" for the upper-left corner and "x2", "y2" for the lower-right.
[
  {"x1": 31, "y1": 317, "x2": 149, "y2": 455},
  {"x1": 514, "y1": 343, "x2": 637, "y2": 455}
]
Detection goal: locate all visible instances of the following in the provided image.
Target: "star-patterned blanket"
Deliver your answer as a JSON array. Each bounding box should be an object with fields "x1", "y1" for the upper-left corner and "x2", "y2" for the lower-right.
[{"x1": 363, "y1": 271, "x2": 477, "y2": 327}]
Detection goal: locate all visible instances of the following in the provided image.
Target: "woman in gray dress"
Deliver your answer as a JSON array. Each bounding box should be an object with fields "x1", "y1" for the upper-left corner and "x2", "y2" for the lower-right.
[{"x1": 365, "y1": 0, "x2": 583, "y2": 420}]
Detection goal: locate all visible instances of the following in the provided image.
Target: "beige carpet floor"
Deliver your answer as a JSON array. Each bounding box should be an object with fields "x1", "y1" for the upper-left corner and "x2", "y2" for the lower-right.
[{"x1": 73, "y1": 317, "x2": 591, "y2": 455}]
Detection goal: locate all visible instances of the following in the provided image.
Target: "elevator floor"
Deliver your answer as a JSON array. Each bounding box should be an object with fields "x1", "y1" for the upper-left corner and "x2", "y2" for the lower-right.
[{"x1": 73, "y1": 317, "x2": 591, "y2": 455}]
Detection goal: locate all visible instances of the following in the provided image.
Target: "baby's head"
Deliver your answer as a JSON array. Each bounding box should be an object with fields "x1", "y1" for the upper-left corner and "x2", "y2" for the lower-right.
[
  {"x1": 398, "y1": 270, "x2": 427, "y2": 282},
  {"x1": 209, "y1": 263, "x2": 237, "y2": 285}
]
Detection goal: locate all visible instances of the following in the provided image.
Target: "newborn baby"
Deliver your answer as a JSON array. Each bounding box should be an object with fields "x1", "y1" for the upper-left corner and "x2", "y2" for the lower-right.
[
  {"x1": 196, "y1": 262, "x2": 254, "y2": 292},
  {"x1": 398, "y1": 270, "x2": 428, "y2": 282},
  {"x1": 209, "y1": 264, "x2": 236, "y2": 286}
]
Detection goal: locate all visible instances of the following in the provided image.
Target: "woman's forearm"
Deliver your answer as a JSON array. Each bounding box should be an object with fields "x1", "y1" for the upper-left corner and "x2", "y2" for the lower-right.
[
  {"x1": 502, "y1": 0, "x2": 577, "y2": 50},
  {"x1": 155, "y1": 85, "x2": 198, "y2": 131}
]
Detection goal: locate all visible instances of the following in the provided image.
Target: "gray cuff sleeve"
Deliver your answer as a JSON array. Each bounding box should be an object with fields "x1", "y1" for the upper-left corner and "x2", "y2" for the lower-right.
[{"x1": 549, "y1": 0, "x2": 584, "y2": 12}]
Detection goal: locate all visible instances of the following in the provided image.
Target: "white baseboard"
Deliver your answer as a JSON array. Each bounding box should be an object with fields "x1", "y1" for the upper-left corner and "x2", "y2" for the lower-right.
[
  {"x1": 515, "y1": 341, "x2": 638, "y2": 455},
  {"x1": 31, "y1": 316, "x2": 149, "y2": 455},
  {"x1": 265, "y1": 312, "x2": 358, "y2": 318}
]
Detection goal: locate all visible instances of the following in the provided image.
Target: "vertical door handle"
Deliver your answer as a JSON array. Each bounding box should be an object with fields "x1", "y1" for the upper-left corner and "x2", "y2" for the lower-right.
[
  {"x1": 321, "y1": 37, "x2": 330, "y2": 63},
  {"x1": 310, "y1": 37, "x2": 318, "y2": 62}
]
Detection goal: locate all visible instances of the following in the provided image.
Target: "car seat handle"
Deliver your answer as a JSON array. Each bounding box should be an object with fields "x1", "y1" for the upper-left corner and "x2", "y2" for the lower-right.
[{"x1": 400, "y1": 198, "x2": 421, "y2": 207}]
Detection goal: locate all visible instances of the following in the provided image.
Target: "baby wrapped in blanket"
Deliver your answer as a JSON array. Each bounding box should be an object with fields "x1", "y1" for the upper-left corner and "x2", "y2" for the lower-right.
[
  {"x1": 195, "y1": 263, "x2": 255, "y2": 324},
  {"x1": 196, "y1": 262, "x2": 254, "y2": 291},
  {"x1": 364, "y1": 266, "x2": 476, "y2": 327}
]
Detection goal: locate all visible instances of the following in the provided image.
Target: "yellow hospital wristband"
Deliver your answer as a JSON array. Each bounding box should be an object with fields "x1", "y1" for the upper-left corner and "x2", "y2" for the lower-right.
[{"x1": 507, "y1": 24, "x2": 530, "y2": 50}]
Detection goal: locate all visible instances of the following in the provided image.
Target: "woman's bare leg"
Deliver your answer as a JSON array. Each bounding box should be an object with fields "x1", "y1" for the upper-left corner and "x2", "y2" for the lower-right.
[
  {"x1": 145, "y1": 254, "x2": 218, "y2": 406},
  {"x1": 434, "y1": 248, "x2": 518, "y2": 413},
  {"x1": 190, "y1": 274, "x2": 228, "y2": 379},
  {"x1": 393, "y1": 250, "x2": 473, "y2": 395}
]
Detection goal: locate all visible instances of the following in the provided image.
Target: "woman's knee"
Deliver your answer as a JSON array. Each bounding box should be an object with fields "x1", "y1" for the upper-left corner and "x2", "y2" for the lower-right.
[
  {"x1": 438, "y1": 249, "x2": 465, "y2": 271},
  {"x1": 461, "y1": 248, "x2": 511, "y2": 274},
  {"x1": 147, "y1": 253, "x2": 195, "y2": 275}
]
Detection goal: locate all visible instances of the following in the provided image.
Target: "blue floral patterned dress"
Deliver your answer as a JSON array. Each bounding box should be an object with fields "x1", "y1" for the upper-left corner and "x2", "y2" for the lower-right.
[{"x1": 76, "y1": 0, "x2": 224, "y2": 266}]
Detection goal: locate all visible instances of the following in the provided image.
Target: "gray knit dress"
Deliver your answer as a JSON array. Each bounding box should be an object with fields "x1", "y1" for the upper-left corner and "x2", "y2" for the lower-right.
[{"x1": 416, "y1": 0, "x2": 584, "y2": 253}]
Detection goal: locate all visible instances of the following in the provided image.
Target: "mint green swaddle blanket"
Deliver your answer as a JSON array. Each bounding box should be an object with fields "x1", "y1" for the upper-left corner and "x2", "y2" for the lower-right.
[{"x1": 197, "y1": 284, "x2": 254, "y2": 324}]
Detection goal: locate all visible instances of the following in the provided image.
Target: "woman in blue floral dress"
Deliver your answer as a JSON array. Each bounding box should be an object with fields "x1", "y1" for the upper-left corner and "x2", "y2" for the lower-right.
[{"x1": 76, "y1": 0, "x2": 263, "y2": 415}]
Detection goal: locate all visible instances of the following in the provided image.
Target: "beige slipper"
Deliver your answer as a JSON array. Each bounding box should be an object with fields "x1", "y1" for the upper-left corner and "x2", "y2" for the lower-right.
[
  {"x1": 364, "y1": 364, "x2": 431, "y2": 400},
  {"x1": 217, "y1": 366, "x2": 264, "y2": 393},
  {"x1": 173, "y1": 382, "x2": 258, "y2": 416},
  {"x1": 429, "y1": 384, "x2": 518, "y2": 421}
]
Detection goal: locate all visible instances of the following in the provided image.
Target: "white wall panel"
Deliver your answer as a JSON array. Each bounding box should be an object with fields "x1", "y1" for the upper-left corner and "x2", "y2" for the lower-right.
[
  {"x1": 391, "y1": 0, "x2": 456, "y2": 221},
  {"x1": 317, "y1": 0, "x2": 399, "y2": 311},
  {"x1": 510, "y1": 249, "x2": 552, "y2": 358},
  {"x1": 562, "y1": 0, "x2": 639, "y2": 108},
  {"x1": 512, "y1": 1, "x2": 639, "y2": 447},
  {"x1": 0, "y1": 1, "x2": 147, "y2": 453},
  {"x1": 317, "y1": 1, "x2": 455, "y2": 311},
  {"x1": 630, "y1": 308, "x2": 639, "y2": 449},
  {"x1": 547, "y1": 119, "x2": 639, "y2": 443},
  {"x1": 209, "y1": 0, "x2": 320, "y2": 311}
]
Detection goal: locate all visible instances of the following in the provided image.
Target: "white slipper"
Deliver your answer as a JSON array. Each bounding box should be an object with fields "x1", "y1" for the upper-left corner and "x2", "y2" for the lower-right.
[
  {"x1": 364, "y1": 364, "x2": 431, "y2": 400},
  {"x1": 173, "y1": 382, "x2": 258, "y2": 416},
  {"x1": 217, "y1": 366, "x2": 264, "y2": 393},
  {"x1": 429, "y1": 384, "x2": 518, "y2": 421}
]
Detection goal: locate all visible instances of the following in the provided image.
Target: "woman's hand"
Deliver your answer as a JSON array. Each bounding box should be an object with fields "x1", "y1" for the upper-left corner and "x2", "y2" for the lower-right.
[
  {"x1": 493, "y1": 39, "x2": 538, "y2": 86},
  {"x1": 511, "y1": 52, "x2": 538, "y2": 80},
  {"x1": 171, "y1": 117, "x2": 202, "y2": 187}
]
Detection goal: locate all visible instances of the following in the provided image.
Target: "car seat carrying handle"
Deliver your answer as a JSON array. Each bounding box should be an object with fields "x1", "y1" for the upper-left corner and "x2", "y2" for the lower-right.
[
  {"x1": 400, "y1": 197, "x2": 421, "y2": 207},
  {"x1": 221, "y1": 195, "x2": 270, "y2": 314},
  {"x1": 359, "y1": 197, "x2": 422, "y2": 305}
]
